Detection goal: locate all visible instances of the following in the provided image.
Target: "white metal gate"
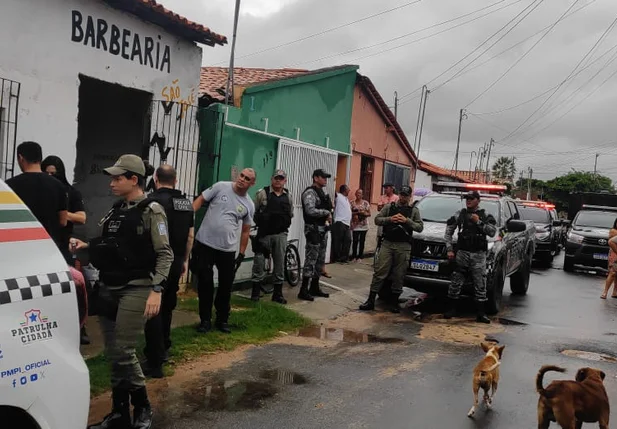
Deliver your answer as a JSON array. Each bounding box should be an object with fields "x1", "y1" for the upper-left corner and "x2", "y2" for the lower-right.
[{"x1": 276, "y1": 139, "x2": 339, "y2": 265}]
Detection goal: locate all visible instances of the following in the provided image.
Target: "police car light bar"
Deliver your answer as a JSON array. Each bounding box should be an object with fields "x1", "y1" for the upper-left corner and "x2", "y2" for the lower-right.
[
  {"x1": 581, "y1": 204, "x2": 617, "y2": 212},
  {"x1": 435, "y1": 182, "x2": 507, "y2": 192},
  {"x1": 521, "y1": 201, "x2": 556, "y2": 210}
]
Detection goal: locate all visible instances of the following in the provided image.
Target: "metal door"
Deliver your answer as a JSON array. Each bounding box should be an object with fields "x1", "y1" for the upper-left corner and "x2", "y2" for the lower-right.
[{"x1": 276, "y1": 139, "x2": 339, "y2": 264}]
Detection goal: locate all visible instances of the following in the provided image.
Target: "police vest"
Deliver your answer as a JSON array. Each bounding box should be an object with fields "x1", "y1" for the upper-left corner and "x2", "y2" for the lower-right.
[
  {"x1": 149, "y1": 188, "x2": 193, "y2": 261},
  {"x1": 456, "y1": 208, "x2": 489, "y2": 252},
  {"x1": 382, "y1": 203, "x2": 414, "y2": 243},
  {"x1": 89, "y1": 198, "x2": 157, "y2": 286},
  {"x1": 302, "y1": 186, "x2": 332, "y2": 226},
  {"x1": 255, "y1": 186, "x2": 292, "y2": 236}
]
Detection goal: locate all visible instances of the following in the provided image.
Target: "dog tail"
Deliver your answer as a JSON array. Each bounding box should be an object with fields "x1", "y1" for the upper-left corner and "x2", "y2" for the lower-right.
[{"x1": 536, "y1": 365, "x2": 566, "y2": 398}]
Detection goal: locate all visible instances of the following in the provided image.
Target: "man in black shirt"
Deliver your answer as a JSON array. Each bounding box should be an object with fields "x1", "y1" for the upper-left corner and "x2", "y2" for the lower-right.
[
  {"x1": 6, "y1": 142, "x2": 67, "y2": 247},
  {"x1": 143, "y1": 164, "x2": 194, "y2": 377}
]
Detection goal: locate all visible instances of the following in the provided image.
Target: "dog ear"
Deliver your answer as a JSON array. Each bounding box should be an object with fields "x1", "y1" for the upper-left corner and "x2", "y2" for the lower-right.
[
  {"x1": 497, "y1": 345, "x2": 505, "y2": 358},
  {"x1": 575, "y1": 368, "x2": 587, "y2": 382},
  {"x1": 481, "y1": 342, "x2": 490, "y2": 352},
  {"x1": 600, "y1": 370, "x2": 606, "y2": 380}
]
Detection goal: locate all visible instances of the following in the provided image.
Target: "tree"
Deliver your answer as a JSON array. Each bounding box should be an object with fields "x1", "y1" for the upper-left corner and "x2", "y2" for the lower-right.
[
  {"x1": 492, "y1": 157, "x2": 516, "y2": 181},
  {"x1": 544, "y1": 171, "x2": 615, "y2": 213}
]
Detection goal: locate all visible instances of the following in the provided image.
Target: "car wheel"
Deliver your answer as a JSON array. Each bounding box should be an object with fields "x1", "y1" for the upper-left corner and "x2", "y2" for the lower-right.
[
  {"x1": 511, "y1": 251, "x2": 531, "y2": 295},
  {"x1": 563, "y1": 257, "x2": 575, "y2": 272},
  {"x1": 486, "y1": 260, "x2": 505, "y2": 315}
]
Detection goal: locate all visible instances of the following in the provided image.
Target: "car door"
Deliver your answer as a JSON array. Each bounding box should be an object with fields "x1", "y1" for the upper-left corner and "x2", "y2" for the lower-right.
[{"x1": 504, "y1": 201, "x2": 525, "y2": 274}]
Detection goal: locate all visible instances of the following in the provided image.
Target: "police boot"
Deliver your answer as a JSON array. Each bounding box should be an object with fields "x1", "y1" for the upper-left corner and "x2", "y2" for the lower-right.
[
  {"x1": 443, "y1": 298, "x2": 458, "y2": 319},
  {"x1": 261, "y1": 284, "x2": 274, "y2": 295},
  {"x1": 389, "y1": 293, "x2": 402, "y2": 314},
  {"x1": 309, "y1": 278, "x2": 329, "y2": 298},
  {"x1": 359, "y1": 292, "x2": 377, "y2": 311},
  {"x1": 476, "y1": 301, "x2": 491, "y2": 324},
  {"x1": 272, "y1": 283, "x2": 287, "y2": 304},
  {"x1": 297, "y1": 277, "x2": 314, "y2": 301},
  {"x1": 87, "y1": 387, "x2": 130, "y2": 429},
  {"x1": 131, "y1": 387, "x2": 153, "y2": 429},
  {"x1": 250, "y1": 282, "x2": 261, "y2": 302}
]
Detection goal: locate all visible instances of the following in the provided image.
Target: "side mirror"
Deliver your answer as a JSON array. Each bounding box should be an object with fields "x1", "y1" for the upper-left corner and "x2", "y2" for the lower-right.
[
  {"x1": 552, "y1": 220, "x2": 562, "y2": 227},
  {"x1": 506, "y1": 219, "x2": 527, "y2": 233}
]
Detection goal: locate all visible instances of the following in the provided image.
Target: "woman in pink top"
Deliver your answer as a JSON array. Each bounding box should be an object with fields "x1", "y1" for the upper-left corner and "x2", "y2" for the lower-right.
[{"x1": 601, "y1": 218, "x2": 617, "y2": 299}]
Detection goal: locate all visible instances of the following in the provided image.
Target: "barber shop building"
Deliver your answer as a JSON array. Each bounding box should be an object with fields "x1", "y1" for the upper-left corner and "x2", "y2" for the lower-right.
[{"x1": 0, "y1": 0, "x2": 226, "y2": 238}]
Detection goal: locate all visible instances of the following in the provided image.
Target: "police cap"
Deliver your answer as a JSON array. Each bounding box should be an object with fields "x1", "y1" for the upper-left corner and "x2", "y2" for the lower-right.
[
  {"x1": 104, "y1": 154, "x2": 146, "y2": 177},
  {"x1": 463, "y1": 190, "x2": 481, "y2": 200}
]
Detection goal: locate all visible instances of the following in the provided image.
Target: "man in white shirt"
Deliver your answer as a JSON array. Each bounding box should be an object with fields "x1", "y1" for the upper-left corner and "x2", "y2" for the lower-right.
[{"x1": 331, "y1": 184, "x2": 352, "y2": 263}]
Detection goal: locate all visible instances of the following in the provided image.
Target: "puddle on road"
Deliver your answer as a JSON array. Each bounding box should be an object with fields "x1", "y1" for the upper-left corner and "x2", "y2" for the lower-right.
[
  {"x1": 497, "y1": 317, "x2": 528, "y2": 326},
  {"x1": 561, "y1": 349, "x2": 617, "y2": 363},
  {"x1": 297, "y1": 326, "x2": 405, "y2": 344},
  {"x1": 260, "y1": 369, "x2": 308, "y2": 385}
]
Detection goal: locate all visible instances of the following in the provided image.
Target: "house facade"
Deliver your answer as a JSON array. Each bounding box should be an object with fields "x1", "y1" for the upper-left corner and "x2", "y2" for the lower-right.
[
  {"x1": 197, "y1": 65, "x2": 358, "y2": 280},
  {"x1": 415, "y1": 160, "x2": 472, "y2": 191},
  {"x1": 348, "y1": 74, "x2": 417, "y2": 253},
  {"x1": 0, "y1": 0, "x2": 225, "y2": 238}
]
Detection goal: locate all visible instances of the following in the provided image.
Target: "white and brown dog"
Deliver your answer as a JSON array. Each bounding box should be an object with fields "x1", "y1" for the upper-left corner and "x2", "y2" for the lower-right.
[{"x1": 468, "y1": 342, "x2": 505, "y2": 418}]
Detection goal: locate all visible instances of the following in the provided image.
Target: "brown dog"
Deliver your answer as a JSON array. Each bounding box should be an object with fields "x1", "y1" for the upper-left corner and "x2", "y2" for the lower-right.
[
  {"x1": 536, "y1": 365, "x2": 610, "y2": 429},
  {"x1": 468, "y1": 342, "x2": 505, "y2": 417}
]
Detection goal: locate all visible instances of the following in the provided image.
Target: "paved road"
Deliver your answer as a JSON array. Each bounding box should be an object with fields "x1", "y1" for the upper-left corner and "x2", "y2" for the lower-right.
[{"x1": 154, "y1": 255, "x2": 617, "y2": 429}]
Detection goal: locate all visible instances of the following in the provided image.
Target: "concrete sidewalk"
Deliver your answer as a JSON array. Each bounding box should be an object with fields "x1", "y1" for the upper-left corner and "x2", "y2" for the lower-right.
[{"x1": 80, "y1": 259, "x2": 375, "y2": 359}]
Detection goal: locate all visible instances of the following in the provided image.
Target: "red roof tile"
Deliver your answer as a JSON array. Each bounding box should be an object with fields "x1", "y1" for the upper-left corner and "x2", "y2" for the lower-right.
[
  {"x1": 199, "y1": 67, "x2": 310, "y2": 101},
  {"x1": 418, "y1": 160, "x2": 472, "y2": 183},
  {"x1": 356, "y1": 74, "x2": 417, "y2": 163},
  {"x1": 103, "y1": 0, "x2": 226, "y2": 46}
]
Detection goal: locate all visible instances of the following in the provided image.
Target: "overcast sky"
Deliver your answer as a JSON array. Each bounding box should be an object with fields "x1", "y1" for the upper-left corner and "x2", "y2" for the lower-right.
[{"x1": 160, "y1": 0, "x2": 617, "y2": 184}]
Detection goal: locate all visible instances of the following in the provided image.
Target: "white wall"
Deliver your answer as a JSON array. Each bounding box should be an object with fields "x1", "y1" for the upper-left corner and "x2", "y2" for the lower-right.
[
  {"x1": 0, "y1": 0, "x2": 203, "y2": 181},
  {"x1": 414, "y1": 169, "x2": 433, "y2": 190}
]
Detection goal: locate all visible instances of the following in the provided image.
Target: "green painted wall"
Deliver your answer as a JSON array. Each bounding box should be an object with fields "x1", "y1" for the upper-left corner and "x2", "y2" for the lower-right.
[{"x1": 197, "y1": 66, "x2": 358, "y2": 196}]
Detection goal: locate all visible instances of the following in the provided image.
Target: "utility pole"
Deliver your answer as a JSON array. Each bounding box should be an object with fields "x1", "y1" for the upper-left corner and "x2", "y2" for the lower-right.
[
  {"x1": 412, "y1": 86, "x2": 429, "y2": 184},
  {"x1": 394, "y1": 91, "x2": 399, "y2": 120},
  {"x1": 453, "y1": 108, "x2": 467, "y2": 174},
  {"x1": 594, "y1": 153, "x2": 599, "y2": 176},
  {"x1": 527, "y1": 167, "x2": 533, "y2": 200},
  {"x1": 225, "y1": 0, "x2": 242, "y2": 105},
  {"x1": 469, "y1": 151, "x2": 476, "y2": 179},
  {"x1": 485, "y1": 138, "x2": 494, "y2": 182}
]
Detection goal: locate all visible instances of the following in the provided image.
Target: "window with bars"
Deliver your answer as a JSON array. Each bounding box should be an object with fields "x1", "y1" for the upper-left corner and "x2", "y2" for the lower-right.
[{"x1": 0, "y1": 78, "x2": 20, "y2": 181}]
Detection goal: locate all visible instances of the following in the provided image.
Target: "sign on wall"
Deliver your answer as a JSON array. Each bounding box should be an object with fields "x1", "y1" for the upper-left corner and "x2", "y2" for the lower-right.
[{"x1": 71, "y1": 10, "x2": 172, "y2": 73}]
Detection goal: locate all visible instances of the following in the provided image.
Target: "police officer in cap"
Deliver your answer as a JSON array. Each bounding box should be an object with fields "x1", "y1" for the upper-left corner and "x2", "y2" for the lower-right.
[
  {"x1": 443, "y1": 190, "x2": 497, "y2": 323},
  {"x1": 142, "y1": 164, "x2": 194, "y2": 377},
  {"x1": 299, "y1": 169, "x2": 333, "y2": 301},
  {"x1": 359, "y1": 186, "x2": 423, "y2": 312},
  {"x1": 72, "y1": 154, "x2": 173, "y2": 429},
  {"x1": 251, "y1": 168, "x2": 293, "y2": 304}
]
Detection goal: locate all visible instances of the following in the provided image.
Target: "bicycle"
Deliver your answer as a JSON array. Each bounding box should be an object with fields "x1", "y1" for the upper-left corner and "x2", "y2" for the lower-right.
[{"x1": 250, "y1": 227, "x2": 302, "y2": 287}]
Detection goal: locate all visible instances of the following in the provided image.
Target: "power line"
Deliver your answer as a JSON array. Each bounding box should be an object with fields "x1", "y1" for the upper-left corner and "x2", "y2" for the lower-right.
[
  {"x1": 397, "y1": 0, "x2": 597, "y2": 107},
  {"x1": 287, "y1": 0, "x2": 514, "y2": 68},
  {"x1": 464, "y1": 0, "x2": 582, "y2": 108},
  {"x1": 498, "y1": 15, "x2": 617, "y2": 142},
  {"x1": 217, "y1": 0, "x2": 424, "y2": 64}
]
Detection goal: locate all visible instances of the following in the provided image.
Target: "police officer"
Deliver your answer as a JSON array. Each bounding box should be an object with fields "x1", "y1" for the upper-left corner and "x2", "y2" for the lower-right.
[
  {"x1": 142, "y1": 164, "x2": 194, "y2": 377},
  {"x1": 72, "y1": 154, "x2": 173, "y2": 429},
  {"x1": 251, "y1": 169, "x2": 293, "y2": 304},
  {"x1": 443, "y1": 190, "x2": 497, "y2": 324},
  {"x1": 299, "y1": 169, "x2": 333, "y2": 301},
  {"x1": 359, "y1": 186, "x2": 423, "y2": 312}
]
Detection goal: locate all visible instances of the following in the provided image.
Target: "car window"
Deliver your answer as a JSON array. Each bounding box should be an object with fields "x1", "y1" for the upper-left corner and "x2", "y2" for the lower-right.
[
  {"x1": 573, "y1": 211, "x2": 617, "y2": 229},
  {"x1": 416, "y1": 196, "x2": 500, "y2": 224},
  {"x1": 507, "y1": 202, "x2": 520, "y2": 220},
  {"x1": 518, "y1": 206, "x2": 551, "y2": 224}
]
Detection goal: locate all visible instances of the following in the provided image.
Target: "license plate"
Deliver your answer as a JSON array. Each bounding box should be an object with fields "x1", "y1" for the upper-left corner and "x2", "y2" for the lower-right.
[
  {"x1": 593, "y1": 253, "x2": 609, "y2": 260},
  {"x1": 411, "y1": 259, "x2": 439, "y2": 272}
]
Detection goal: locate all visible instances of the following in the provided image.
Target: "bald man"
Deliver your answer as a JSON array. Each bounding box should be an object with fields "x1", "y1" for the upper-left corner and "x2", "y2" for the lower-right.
[
  {"x1": 142, "y1": 165, "x2": 194, "y2": 377},
  {"x1": 192, "y1": 168, "x2": 256, "y2": 334}
]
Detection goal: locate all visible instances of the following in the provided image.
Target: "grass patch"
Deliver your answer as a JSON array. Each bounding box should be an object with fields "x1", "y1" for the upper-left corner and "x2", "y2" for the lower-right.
[{"x1": 86, "y1": 294, "x2": 310, "y2": 396}]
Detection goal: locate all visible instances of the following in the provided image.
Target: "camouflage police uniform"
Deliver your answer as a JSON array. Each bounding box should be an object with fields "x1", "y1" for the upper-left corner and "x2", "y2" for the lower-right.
[
  {"x1": 299, "y1": 176, "x2": 332, "y2": 300},
  {"x1": 88, "y1": 155, "x2": 173, "y2": 429},
  {"x1": 359, "y1": 187, "x2": 423, "y2": 312},
  {"x1": 444, "y1": 192, "x2": 497, "y2": 323}
]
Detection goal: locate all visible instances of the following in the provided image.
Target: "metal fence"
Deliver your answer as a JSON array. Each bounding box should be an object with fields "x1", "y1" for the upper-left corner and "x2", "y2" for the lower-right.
[
  {"x1": 0, "y1": 78, "x2": 20, "y2": 180},
  {"x1": 143, "y1": 100, "x2": 201, "y2": 200}
]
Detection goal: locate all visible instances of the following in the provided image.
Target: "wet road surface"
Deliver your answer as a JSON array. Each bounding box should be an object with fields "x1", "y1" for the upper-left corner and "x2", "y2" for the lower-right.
[{"x1": 153, "y1": 255, "x2": 617, "y2": 429}]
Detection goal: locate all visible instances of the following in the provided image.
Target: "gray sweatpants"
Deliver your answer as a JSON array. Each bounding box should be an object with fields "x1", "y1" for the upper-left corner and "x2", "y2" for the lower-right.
[
  {"x1": 448, "y1": 250, "x2": 487, "y2": 302},
  {"x1": 252, "y1": 232, "x2": 288, "y2": 285}
]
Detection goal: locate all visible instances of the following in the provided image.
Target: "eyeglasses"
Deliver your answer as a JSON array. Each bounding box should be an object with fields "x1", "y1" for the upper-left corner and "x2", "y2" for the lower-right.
[
  {"x1": 274, "y1": 176, "x2": 285, "y2": 180},
  {"x1": 464, "y1": 197, "x2": 478, "y2": 201}
]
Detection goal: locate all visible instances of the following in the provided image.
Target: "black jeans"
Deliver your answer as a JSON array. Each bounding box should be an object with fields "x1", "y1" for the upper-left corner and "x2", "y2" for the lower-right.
[
  {"x1": 331, "y1": 221, "x2": 352, "y2": 262},
  {"x1": 351, "y1": 230, "x2": 368, "y2": 259},
  {"x1": 194, "y1": 242, "x2": 236, "y2": 324},
  {"x1": 144, "y1": 258, "x2": 183, "y2": 366}
]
